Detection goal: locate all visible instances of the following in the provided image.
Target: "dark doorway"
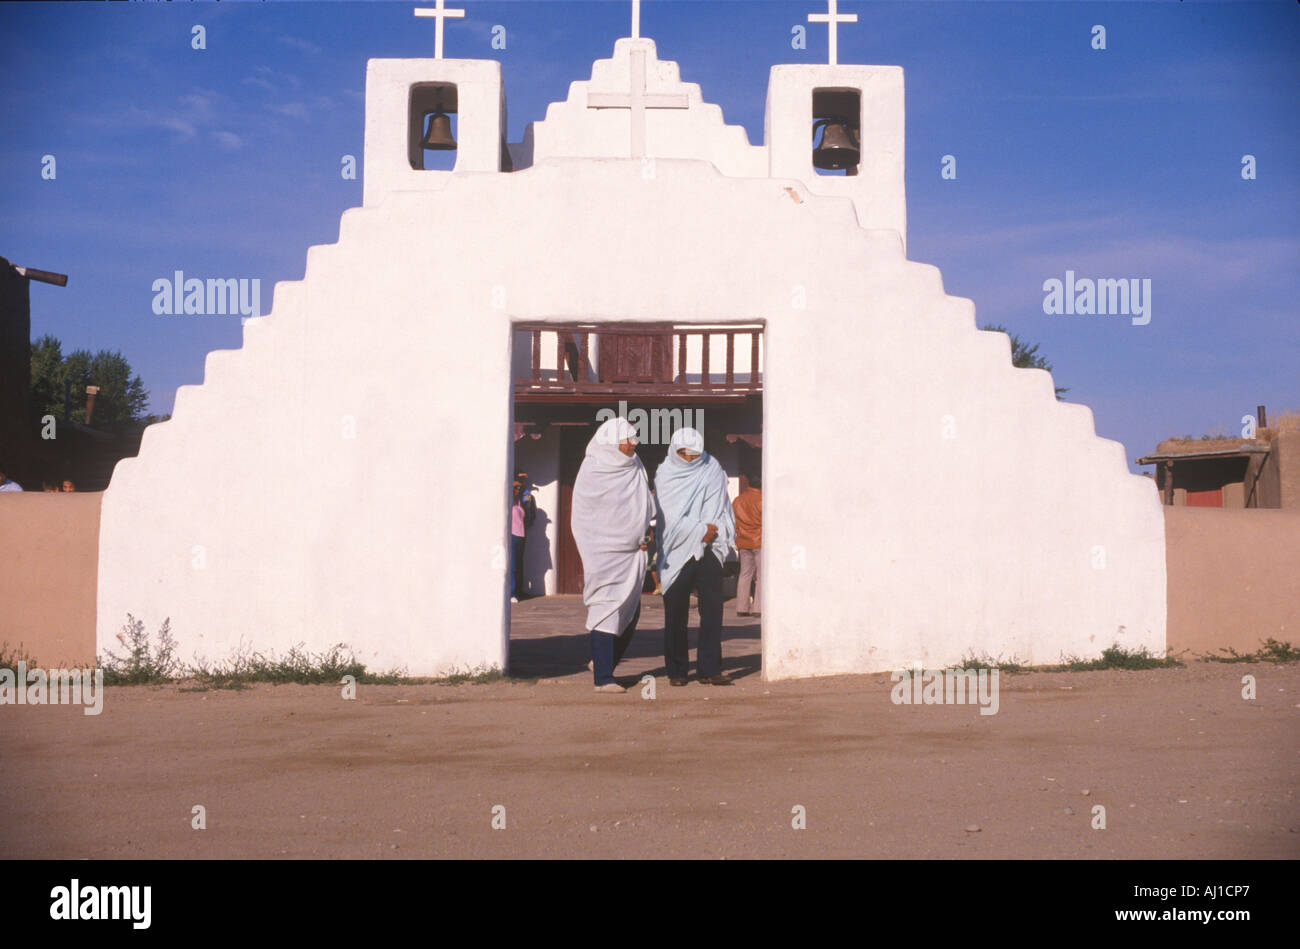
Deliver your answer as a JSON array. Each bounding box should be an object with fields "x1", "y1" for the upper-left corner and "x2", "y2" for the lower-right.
[{"x1": 509, "y1": 322, "x2": 765, "y2": 680}]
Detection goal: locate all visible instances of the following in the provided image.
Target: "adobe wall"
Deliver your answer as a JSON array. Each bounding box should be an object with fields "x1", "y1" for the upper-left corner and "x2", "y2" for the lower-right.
[
  {"x1": 1257, "y1": 431, "x2": 1300, "y2": 509},
  {"x1": 1164, "y1": 506, "x2": 1300, "y2": 654},
  {"x1": 0, "y1": 492, "x2": 100, "y2": 665},
  {"x1": 98, "y1": 159, "x2": 1166, "y2": 678}
]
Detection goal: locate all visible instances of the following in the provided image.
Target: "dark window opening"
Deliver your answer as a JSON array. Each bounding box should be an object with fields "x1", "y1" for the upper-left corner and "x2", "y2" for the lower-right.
[{"x1": 812, "y1": 87, "x2": 861, "y2": 177}]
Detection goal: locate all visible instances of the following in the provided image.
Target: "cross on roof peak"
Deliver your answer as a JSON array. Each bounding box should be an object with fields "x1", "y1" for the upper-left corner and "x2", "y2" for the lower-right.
[
  {"x1": 807, "y1": 0, "x2": 858, "y2": 66},
  {"x1": 414, "y1": 1, "x2": 466, "y2": 60},
  {"x1": 629, "y1": 0, "x2": 649, "y2": 39},
  {"x1": 587, "y1": 46, "x2": 689, "y2": 158}
]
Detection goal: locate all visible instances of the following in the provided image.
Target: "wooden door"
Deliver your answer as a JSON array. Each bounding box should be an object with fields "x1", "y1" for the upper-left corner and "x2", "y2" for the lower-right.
[
  {"x1": 1185, "y1": 488, "x2": 1223, "y2": 508},
  {"x1": 556, "y1": 426, "x2": 589, "y2": 594},
  {"x1": 599, "y1": 324, "x2": 673, "y2": 385}
]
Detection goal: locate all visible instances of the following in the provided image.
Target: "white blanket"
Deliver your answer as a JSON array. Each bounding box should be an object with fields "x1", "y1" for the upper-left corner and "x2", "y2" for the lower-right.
[{"x1": 571, "y1": 417, "x2": 655, "y2": 633}]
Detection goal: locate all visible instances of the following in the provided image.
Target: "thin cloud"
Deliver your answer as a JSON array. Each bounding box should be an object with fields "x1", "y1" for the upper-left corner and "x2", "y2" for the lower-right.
[
  {"x1": 267, "y1": 102, "x2": 310, "y2": 120},
  {"x1": 924, "y1": 215, "x2": 1129, "y2": 253},
  {"x1": 278, "y1": 35, "x2": 322, "y2": 55},
  {"x1": 178, "y1": 92, "x2": 217, "y2": 116},
  {"x1": 246, "y1": 64, "x2": 302, "y2": 91},
  {"x1": 115, "y1": 106, "x2": 198, "y2": 140},
  {"x1": 213, "y1": 130, "x2": 244, "y2": 151},
  {"x1": 1023, "y1": 235, "x2": 1300, "y2": 289}
]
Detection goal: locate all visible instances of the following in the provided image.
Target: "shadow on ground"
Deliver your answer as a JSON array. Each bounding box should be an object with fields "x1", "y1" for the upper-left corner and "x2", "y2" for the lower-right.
[{"x1": 508, "y1": 593, "x2": 761, "y2": 681}]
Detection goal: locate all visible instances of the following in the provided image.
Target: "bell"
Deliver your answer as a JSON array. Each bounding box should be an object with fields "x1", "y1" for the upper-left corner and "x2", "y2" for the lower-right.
[
  {"x1": 812, "y1": 119, "x2": 859, "y2": 171},
  {"x1": 421, "y1": 112, "x2": 457, "y2": 151}
]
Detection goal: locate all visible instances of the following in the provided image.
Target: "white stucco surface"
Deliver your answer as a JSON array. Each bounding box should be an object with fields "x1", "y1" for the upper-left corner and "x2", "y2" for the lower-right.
[{"x1": 98, "y1": 39, "x2": 1165, "y2": 678}]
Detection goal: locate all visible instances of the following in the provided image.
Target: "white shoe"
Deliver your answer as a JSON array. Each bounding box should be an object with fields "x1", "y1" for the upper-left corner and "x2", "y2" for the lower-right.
[
  {"x1": 510, "y1": 596, "x2": 518, "y2": 603},
  {"x1": 594, "y1": 682, "x2": 626, "y2": 693}
]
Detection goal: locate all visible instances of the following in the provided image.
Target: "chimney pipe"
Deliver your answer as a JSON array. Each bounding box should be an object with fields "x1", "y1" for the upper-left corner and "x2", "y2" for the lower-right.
[{"x1": 85, "y1": 385, "x2": 100, "y2": 426}]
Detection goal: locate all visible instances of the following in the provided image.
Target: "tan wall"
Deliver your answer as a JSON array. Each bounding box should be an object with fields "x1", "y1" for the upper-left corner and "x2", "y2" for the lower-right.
[
  {"x1": 1256, "y1": 431, "x2": 1300, "y2": 509},
  {"x1": 4, "y1": 489, "x2": 1296, "y2": 668},
  {"x1": 1282, "y1": 431, "x2": 1300, "y2": 507},
  {"x1": 0, "y1": 492, "x2": 101, "y2": 665},
  {"x1": 1165, "y1": 506, "x2": 1300, "y2": 655}
]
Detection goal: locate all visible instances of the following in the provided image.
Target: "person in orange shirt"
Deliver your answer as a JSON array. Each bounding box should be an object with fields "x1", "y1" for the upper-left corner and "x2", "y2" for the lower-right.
[{"x1": 732, "y1": 473, "x2": 761, "y2": 617}]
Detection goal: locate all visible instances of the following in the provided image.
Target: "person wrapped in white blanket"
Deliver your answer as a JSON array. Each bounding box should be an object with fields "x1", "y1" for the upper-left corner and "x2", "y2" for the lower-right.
[{"x1": 571, "y1": 417, "x2": 655, "y2": 693}]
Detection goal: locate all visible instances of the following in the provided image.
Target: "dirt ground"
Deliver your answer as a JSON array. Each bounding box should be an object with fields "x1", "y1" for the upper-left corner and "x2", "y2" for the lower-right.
[{"x1": 2, "y1": 594, "x2": 1298, "y2": 859}]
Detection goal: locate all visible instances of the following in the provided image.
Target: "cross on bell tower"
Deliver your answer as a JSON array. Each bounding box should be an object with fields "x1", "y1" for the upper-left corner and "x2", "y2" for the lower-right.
[
  {"x1": 414, "y1": 0, "x2": 466, "y2": 59},
  {"x1": 807, "y1": 0, "x2": 858, "y2": 66}
]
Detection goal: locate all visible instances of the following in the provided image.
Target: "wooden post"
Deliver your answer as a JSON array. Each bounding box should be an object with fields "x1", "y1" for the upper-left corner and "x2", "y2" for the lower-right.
[{"x1": 1244, "y1": 452, "x2": 1266, "y2": 508}]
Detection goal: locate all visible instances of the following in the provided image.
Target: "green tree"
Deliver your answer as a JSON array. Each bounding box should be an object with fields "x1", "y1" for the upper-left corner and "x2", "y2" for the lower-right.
[
  {"x1": 28, "y1": 334, "x2": 65, "y2": 425},
  {"x1": 981, "y1": 324, "x2": 1069, "y2": 399},
  {"x1": 88, "y1": 350, "x2": 149, "y2": 426},
  {"x1": 29, "y1": 335, "x2": 151, "y2": 430}
]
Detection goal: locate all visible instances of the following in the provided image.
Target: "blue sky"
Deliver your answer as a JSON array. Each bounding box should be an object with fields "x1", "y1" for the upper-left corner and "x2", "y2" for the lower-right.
[{"x1": 2, "y1": 0, "x2": 1296, "y2": 472}]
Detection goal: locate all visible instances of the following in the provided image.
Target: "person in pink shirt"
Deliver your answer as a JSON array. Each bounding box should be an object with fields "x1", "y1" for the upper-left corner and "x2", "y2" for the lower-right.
[{"x1": 509, "y1": 470, "x2": 537, "y2": 602}]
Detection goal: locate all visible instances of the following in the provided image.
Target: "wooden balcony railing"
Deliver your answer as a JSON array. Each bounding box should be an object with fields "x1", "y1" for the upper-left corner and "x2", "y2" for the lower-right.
[{"x1": 513, "y1": 322, "x2": 763, "y2": 401}]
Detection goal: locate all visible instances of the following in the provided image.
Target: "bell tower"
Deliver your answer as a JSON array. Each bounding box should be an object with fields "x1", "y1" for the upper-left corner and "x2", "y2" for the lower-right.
[
  {"x1": 362, "y1": 2, "x2": 508, "y2": 207},
  {"x1": 764, "y1": 1, "x2": 906, "y2": 248}
]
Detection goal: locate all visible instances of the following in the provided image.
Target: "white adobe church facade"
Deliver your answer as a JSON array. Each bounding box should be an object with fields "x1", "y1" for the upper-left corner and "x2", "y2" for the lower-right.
[{"x1": 97, "y1": 2, "x2": 1167, "y2": 679}]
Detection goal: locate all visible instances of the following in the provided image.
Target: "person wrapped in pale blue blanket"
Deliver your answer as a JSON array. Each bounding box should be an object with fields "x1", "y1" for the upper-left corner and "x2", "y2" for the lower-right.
[{"x1": 655, "y1": 427, "x2": 736, "y2": 686}]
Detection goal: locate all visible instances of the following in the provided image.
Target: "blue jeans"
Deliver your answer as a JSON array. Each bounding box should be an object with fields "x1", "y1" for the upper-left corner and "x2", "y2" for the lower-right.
[
  {"x1": 591, "y1": 603, "x2": 640, "y2": 686},
  {"x1": 510, "y1": 535, "x2": 526, "y2": 598},
  {"x1": 663, "y1": 551, "x2": 723, "y2": 679}
]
